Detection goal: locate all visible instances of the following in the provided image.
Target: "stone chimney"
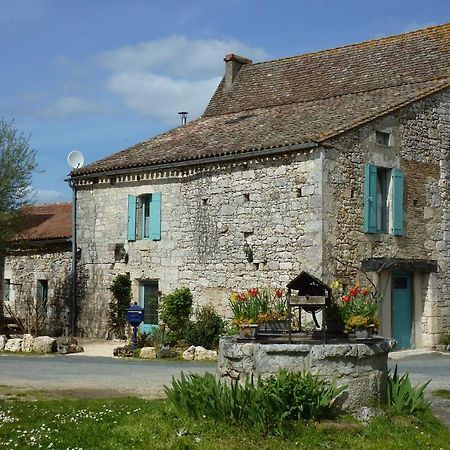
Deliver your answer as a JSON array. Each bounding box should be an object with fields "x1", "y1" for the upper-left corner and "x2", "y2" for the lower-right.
[{"x1": 224, "y1": 54, "x2": 252, "y2": 91}]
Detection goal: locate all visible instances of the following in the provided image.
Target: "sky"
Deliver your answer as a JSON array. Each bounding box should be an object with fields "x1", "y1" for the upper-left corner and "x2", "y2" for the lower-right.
[{"x1": 1, "y1": 0, "x2": 449, "y2": 203}]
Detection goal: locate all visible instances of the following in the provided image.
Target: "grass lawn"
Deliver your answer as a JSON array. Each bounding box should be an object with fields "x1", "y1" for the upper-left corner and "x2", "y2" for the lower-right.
[{"x1": 0, "y1": 392, "x2": 449, "y2": 449}]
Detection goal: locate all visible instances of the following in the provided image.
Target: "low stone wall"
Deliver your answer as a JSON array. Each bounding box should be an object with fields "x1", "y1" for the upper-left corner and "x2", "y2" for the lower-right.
[{"x1": 217, "y1": 337, "x2": 396, "y2": 412}]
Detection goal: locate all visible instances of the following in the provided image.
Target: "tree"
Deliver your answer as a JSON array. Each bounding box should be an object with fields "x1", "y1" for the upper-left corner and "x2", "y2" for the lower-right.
[
  {"x1": 108, "y1": 273, "x2": 132, "y2": 339},
  {"x1": 0, "y1": 119, "x2": 37, "y2": 317}
]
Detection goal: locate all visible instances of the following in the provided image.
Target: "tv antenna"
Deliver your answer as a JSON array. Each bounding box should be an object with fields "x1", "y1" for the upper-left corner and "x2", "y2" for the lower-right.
[{"x1": 67, "y1": 150, "x2": 85, "y2": 169}]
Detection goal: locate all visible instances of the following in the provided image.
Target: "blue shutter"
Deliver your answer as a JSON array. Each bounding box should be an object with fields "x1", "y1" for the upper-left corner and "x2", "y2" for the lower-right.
[
  {"x1": 391, "y1": 168, "x2": 404, "y2": 236},
  {"x1": 149, "y1": 192, "x2": 161, "y2": 241},
  {"x1": 127, "y1": 195, "x2": 137, "y2": 241},
  {"x1": 364, "y1": 165, "x2": 377, "y2": 233}
]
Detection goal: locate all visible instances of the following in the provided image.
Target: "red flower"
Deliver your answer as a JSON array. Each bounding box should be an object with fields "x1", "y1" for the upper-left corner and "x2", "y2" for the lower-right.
[
  {"x1": 275, "y1": 289, "x2": 284, "y2": 298},
  {"x1": 248, "y1": 288, "x2": 259, "y2": 298},
  {"x1": 238, "y1": 292, "x2": 247, "y2": 301},
  {"x1": 362, "y1": 288, "x2": 369, "y2": 296},
  {"x1": 349, "y1": 287, "x2": 359, "y2": 297},
  {"x1": 342, "y1": 295, "x2": 350, "y2": 303}
]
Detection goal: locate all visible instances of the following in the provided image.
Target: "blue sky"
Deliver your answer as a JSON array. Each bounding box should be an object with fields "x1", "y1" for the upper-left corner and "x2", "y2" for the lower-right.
[{"x1": 1, "y1": 0, "x2": 449, "y2": 203}]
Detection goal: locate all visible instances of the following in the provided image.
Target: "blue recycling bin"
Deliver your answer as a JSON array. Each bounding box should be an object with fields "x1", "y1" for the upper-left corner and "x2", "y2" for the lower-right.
[{"x1": 126, "y1": 303, "x2": 144, "y2": 350}]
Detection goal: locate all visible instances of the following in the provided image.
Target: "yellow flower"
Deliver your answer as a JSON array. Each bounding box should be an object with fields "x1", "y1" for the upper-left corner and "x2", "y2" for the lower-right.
[{"x1": 330, "y1": 280, "x2": 341, "y2": 290}]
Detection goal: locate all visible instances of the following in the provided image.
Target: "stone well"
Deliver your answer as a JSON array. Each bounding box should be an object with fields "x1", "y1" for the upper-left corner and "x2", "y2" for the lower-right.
[{"x1": 217, "y1": 336, "x2": 396, "y2": 412}]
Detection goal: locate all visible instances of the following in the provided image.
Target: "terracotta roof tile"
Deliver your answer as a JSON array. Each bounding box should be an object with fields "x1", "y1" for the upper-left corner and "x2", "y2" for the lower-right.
[
  {"x1": 13, "y1": 203, "x2": 72, "y2": 242},
  {"x1": 73, "y1": 23, "x2": 450, "y2": 177}
]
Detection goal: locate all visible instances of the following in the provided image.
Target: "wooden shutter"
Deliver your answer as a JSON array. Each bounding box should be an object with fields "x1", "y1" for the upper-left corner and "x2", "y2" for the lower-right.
[
  {"x1": 127, "y1": 195, "x2": 137, "y2": 241},
  {"x1": 391, "y1": 168, "x2": 404, "y2": 236},
  {"x1": 364, "y1": 164, "x2": 377, "y2": 233},
  {"x1": 149, "y1": 192, "x2": 161, "y2": 241}
]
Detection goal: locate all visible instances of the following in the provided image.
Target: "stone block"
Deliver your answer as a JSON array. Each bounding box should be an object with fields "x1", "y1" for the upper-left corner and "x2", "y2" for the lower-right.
[
  {"x1": 0, "y1": 335, "x2": 7, "y2": 350},
  {"x1": 5, "y1": 338, "x2": 22, "y2": 352},
  {"x1": 22, "y1": 334, "x2": 33, "y2": 352},
  {"x1": 140, "y1": 347, "x2": 157, "y2": 359},
  {"x1": 182, "y1": 345, "x2": 196, "y2": 361},
  {"x1": 194, "y1": 346, "x2": 217, "y2": 360},
  {"x1": 32, "y1": 336, "x2": 57, "y2": 353}
]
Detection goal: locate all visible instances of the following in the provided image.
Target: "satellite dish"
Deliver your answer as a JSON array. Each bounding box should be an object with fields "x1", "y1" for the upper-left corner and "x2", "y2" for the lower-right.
[{"x1": 67, "y1": 150, "x2": 85, "y2": 169}]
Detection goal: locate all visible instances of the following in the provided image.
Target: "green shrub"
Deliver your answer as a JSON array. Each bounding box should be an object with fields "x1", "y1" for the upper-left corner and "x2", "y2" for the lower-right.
[
  {"x1": 185, "y1": 305, "x2": 225, "y2": 349},
  {"x1": 108, "y1": 273, "x2": 131, "y2": 339},
  {"x1": 137, "y1": 327, "x2": 167, "y2": 349},
  {"x1": 164, "y1": 370, "x2": 345, "y2": 433},
  {"x1": 159, "y1": 288, "x2": 193, "y2": 345},
  {"x1": 439, "y1": 334, "x2": 450, "y2": 345},
  {"x1": 387, "y1": 365, "x2": 430, "y2": 415}
]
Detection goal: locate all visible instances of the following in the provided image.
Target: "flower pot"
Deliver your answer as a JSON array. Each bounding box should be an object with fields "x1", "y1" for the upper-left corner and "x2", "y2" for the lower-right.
[
  {"x1": 354, "y1": 325, "x2": 376, "y2": 339},
  {"x1": 238, "y1": 323, "x2": 259, "y2": 339},
  {"x1": 259, "y1": 320, "x2": 289, "y2": 333}
]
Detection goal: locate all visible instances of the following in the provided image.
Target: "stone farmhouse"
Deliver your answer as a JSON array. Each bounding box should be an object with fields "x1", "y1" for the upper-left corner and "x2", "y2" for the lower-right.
[
  {"x1": 70, "y1": 23, "x2": 449, "y2": 348},
  {"x1": 3, "y1": 203, "x2": 72, "y2": 336}
]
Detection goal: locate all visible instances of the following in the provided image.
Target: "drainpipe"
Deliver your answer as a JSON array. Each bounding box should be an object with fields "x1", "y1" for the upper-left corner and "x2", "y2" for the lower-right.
[{"x1": 67, "y1": 179, "x2": 77, "y2": 337}]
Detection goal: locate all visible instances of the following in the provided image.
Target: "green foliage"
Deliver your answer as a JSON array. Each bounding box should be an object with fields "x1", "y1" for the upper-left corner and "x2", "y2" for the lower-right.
[
  {"x1": 0, "y1": 119, "x2": 37, "y2": 246},
  {"x1": 387, "y1": 365, "x2": 430, "y2": 415},
  {"x1": 439, "y1": 333, "x2": 450, "y2": 345},
  {"x1": 159, "y1": 287, "x2": 193, "y2": 345},
  {"x1": 164, "y1": 370, "x2": 345, "y2": 434},
  {"x1": 185, "y1": 305, "x2": 225, "y2": 349},
  {"x1": 432, "y1": 389, "x2": 450, "y2": 400},
  {"x1": 137, "y1": 327, "x2": 167, "y2": 349},
  {"x1": 108, "y1": 273, "x2": 131, "y2": 339}
]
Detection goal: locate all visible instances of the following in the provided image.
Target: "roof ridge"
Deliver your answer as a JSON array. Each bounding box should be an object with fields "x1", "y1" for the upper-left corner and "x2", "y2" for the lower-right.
[
  {"x1": 248, "y1": 22, "x2": 450, "y2": 68},
  {"x1": 203, "y1": 77, "x2": 450, "y2": 119}
]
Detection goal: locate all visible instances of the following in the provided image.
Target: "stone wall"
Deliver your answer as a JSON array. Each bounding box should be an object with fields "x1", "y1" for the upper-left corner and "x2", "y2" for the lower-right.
[
  {"x1": 322, "y1": 89, "x2": 450, "y2": 346},
  {"x1": 75, "y1": 150, "x2": 324, "y2": 336},
  {"x1": 4, "y1": 244, "x2": 71, "y2": 336}
]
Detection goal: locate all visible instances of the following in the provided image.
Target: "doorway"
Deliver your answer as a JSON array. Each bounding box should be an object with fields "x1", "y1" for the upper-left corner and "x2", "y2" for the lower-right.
[
  {"x1": 391, "y1": 272, "x2": 413, "y2": 349},
  {"x1": 139, "y1": 281, "x2": 159, "y2": 334}
]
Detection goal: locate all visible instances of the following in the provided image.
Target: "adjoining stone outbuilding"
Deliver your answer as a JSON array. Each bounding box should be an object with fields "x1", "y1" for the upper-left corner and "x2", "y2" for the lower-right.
[
  {"x1": 70, "y1": 24, "x2": 450, "y2": 348},
  {"x1": 3, "y1": 203, "x2": 72, "y2": 336}
]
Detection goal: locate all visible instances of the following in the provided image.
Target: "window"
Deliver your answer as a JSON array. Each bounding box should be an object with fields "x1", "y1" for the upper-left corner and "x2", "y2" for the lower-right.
[
  {"x1": 376, "y1": 130, "x2": 391, "y2": 146},
  {"x1": 364, "y1": 164, "x2": 403, "y2": 235},
  {"x1": 4, "y1": 279, "x2": 11, "y2": 303},
  {"x1": 37, "y1": 280, "x2": 48, "y2": 319},
  {"x1": 127, "y1": 193, "x2": 161, "y2": 241}
]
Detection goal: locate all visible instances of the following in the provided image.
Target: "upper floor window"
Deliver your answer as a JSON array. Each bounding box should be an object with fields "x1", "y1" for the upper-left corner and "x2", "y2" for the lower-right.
[
  {"x1": 375, "y1": 130, "x2": 391, "y2": 146},
  {"x1": 127, "y1": 193, "x2": 161, "y2": 241},
  {"x1": 364, "y1": 164, "x2": 403, "y2": 235}
]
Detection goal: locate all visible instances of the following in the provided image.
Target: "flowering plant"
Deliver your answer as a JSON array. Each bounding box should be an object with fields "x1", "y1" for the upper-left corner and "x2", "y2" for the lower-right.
[
  {"x1": 229, "y1": 288, "x2": 288, "y2": 325},
  {"x1": 330, "y1": 281, "x2": 380, "y2": 333}
]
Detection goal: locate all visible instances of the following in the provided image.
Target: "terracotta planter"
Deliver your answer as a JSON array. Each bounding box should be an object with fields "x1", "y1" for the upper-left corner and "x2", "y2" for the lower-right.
[{"x1": 238, "y1": 323, "x2": 259, "y2": 339}]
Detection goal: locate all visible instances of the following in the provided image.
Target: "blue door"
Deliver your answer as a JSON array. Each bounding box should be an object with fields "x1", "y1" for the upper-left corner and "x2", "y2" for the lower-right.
[
  {"x1": 139, "y1": 281, "x2": 159, "y2": 334},
  {"x1": 392, "y1": 272, "x2": 413, "y2": 349}
]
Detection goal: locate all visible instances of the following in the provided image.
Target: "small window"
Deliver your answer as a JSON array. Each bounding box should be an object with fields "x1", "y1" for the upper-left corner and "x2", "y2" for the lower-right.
[
  {"x1": 376, "y1": 131, "x2": 391, "y2": 146},
  {"x1": 4, "y1": 279, "x2": 11, "y2": 302},
  {"x1": 376, "y1": 168, "x2": 390, "y2": 233},
  {"x1": 37, "y1": 280, "x2": 48, "y2": 319}
]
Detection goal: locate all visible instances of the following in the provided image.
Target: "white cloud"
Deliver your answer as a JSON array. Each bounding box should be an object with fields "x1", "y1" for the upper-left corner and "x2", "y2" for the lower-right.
[
  {"x1": 39, "y1": 96, "x2": 105, "y2": 119},
  {"x1": 107, "y1": 72, "x2": 220, "y2": 125},
  {"x1": 97, "y1": 35, "x2": 267, "y2": 78},
  {"x1": 97, "y1": 35, "x2": 268, "y2": 125}
]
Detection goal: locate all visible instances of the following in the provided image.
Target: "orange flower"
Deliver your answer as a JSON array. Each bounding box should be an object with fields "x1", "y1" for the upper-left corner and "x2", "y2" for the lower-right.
[
  {"x1": 362, "y1": 288, "x2": 369, "y2": 296},
  {"x1": 238, "y1": 292, "x2": 247, "y2": 301}
]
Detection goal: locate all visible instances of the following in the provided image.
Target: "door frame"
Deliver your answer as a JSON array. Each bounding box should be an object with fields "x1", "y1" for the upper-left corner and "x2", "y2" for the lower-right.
[{"x1": 391, "y1": 271, "x2": 413, "y2": 349}]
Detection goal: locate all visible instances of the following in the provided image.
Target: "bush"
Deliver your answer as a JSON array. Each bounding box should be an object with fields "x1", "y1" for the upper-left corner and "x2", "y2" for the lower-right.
[
  {"x1": 439, "y1": 334, "x2": 450, "y2": 345},
  {"x1": 387, "y1": 365, "x2": 430, "y2": 415},
  {"x1": 185, "y1": 305, "x2": 225, "y2": 349},
  {"x1": 108, "y1": 274, "x2": 131, "y2": 339},
  {"x1": 159, "y1": 288, "x2": 193, "y2": 345},
  {"x1": 137, "y1": 327, "x2": 167, "y2": 349},
  {"x1": 164, "y1": 370, "x2": 345, "y2": 433}
]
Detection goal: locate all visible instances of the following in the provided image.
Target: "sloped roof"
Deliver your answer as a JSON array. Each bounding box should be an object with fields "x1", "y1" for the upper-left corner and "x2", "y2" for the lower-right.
[
  {"x1": 13, "y1": 203, "x2": 72, "y2": 242},
  {"x1": 73, "y1": 23, "x2": 450, "y2": 177}
]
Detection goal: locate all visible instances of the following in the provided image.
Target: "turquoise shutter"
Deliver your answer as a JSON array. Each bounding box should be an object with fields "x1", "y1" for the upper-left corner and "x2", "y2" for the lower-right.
[
  {"x1": 364, "y1": 165, "x2": 377, "y2": 233},
  {"x1": 149, "y1": 192, "x2": 161, "y2": 241},
  {"x1": 391, "y1": 168, "x2": 404, "y2": 236},
  {"x1": 127, "y1": 195, "x2": 137, "y2": 241}
]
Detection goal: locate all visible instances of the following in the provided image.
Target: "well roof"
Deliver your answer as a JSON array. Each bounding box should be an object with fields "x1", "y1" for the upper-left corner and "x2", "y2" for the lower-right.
[{"x1": 73, "y1": 23, "x2": 450, "y2": 177}]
